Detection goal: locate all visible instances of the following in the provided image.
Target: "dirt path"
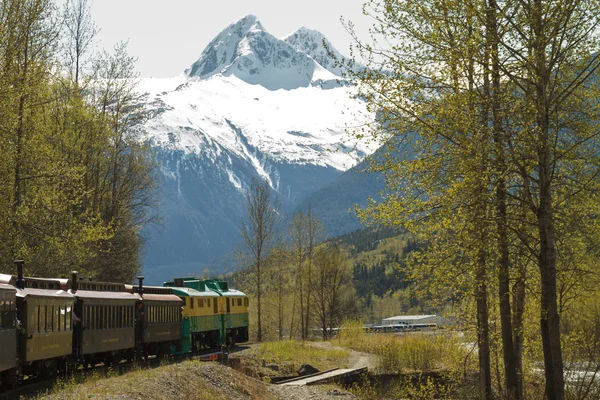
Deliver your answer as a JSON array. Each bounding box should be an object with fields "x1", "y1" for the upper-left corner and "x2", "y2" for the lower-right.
[
  {"x1": 267, "y1": 341, "x2": 375, "y2": 399},
  {"x1": 308, "y1": 341, "x2": 377, "y2": 370}
]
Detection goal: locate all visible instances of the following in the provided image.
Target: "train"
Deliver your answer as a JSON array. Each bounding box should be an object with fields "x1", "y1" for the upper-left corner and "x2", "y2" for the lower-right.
[{"x1": 0, "y1": 260, "x2": 249, "y2": 391}]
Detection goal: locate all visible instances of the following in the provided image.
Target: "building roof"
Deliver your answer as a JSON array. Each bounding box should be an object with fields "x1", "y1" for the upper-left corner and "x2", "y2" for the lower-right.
[{"x1": 383, "y1": 315, "x2": 438, "y2": 321}]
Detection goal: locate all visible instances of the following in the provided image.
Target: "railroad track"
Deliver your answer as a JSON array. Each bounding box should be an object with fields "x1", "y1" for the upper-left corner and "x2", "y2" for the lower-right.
[{"x1": 0, "y1": 345, "x2": 247, "y2": 400}]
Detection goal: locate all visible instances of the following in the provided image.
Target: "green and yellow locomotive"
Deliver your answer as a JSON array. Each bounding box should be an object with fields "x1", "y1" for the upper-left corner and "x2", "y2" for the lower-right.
[{"x1": 164, "y1": 278, "x2": 249, "y2": 354}]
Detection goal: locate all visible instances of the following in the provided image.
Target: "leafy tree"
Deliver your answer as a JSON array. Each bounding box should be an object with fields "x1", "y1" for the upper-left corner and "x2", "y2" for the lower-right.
[
  {"x1": 311, "y1": 245, "x2": 356, "y2": 340},
  {"x1": 344, "y1": 0, "x2": 600, "y2": 398},
  {"x1": 240, "y1": 177, "x2": 280, "y2": 342},
  {"x1": 0, "y1": 0, "x2": 156, "y2": 282}
]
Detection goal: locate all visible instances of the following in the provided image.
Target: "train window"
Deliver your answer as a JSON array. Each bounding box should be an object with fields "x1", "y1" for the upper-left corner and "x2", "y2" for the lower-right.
[
  {"x1": 34, "y1": 306, "x2": 39, "y2": 333},
  {"x1": 60, "y1": 306, "x2": 65, "y2": 331},
  {"x1": 213, "y1": 299, "x2": 218, "y2": 314},
  {"x1": 91, "y1": 306, "x2": 95, "y2": 330},
  {"x1": 199, "y1": 299, "x2": 204, "y2": 307},
  {"x1": 55, "y1": 306, "x2": 60, "y2": 332},
  {"x1": 96, "y1": 306, "x2": 101, "y2": 330},
  {"x1": 190, "y1": 298, "x2": 194, "y2": 309},
  {"x1": 0, "y1": 301, "x2": 6, "y2": 330},
  {"x1": 50, "y1": 306, "x2": 55, "y2": 332},
  {"x1": 244, "y1": 298, "x2": 249, "y2": 307},
  {"x1": 226, "y1": 298, "x2": 230, "y2": 313},
  {"x1": 67, "y1": 306, "x2": 71, "y2": 331},
  {"x1": 66, "y1": 306, "x2": 71, "y2": 331},
  {"x1": 207, "y1": 299, "x2": 210, "y2": 307},
  {"x1": 40, "y1": 306, "x2": 47, "y2": 333},
  {"x1": 238, "y1": 298, "x2": 242, "y2": 306}
]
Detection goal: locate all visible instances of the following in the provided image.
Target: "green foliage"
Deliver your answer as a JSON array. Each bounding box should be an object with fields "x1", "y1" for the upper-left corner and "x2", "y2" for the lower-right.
[
  {"x1": 252, "y1": 340, "x2": 350, "y2": 371},
  {"x1": 0, "y1": 0, "x2": 156, "y2": 280}
]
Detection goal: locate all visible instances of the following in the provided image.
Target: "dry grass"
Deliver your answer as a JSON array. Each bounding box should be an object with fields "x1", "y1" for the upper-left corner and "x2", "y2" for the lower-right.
[
  {"x1": 336, "y1": 320, "x2": 471, "y2": 374},
  {"x1": 230, "y1": 340, "x2": 351, "y2": 379},
  {"x1": 39, "y1": 360, "x2": 278, "y2": 400}
]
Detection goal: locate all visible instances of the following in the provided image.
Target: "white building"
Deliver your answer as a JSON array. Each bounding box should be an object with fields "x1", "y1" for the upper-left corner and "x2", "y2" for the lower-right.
[{"x1": 382, "y1": 315, "x2": 441, "y2": 327}]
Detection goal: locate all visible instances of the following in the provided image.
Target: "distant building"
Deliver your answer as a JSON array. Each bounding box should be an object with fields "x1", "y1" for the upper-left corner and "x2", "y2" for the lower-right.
[{"x1": 381, "y1": 315, "x2": 442, "y2": 328}]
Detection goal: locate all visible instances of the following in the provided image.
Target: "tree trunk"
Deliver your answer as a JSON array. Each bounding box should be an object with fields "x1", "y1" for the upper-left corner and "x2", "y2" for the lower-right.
[
  {"x1": 532, "y1": 0, "x2": 565, "y2": 396},
  {"x1": 487, "y1": 1, "x2": 520, "y2": 396},
  {"x1": 538, "y1": 181, "x2": 564, "y2": 400},
  {"x1": 257, "y1": 258, "x2": 262, "y2": 342},
  {"x1": 476, "y1": 246, "x2": 493, "y2": 400},
  {"x1": 512, "y1": 257, "x2": 527, "y2": 400}
]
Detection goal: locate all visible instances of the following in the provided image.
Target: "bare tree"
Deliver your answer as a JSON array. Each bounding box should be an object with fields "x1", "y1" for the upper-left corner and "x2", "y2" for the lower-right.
[
  {"x1": 304, "y1": 206, "x2": 324, "y2": 339},
  {"x1": 311, "y1": 245, "x2": 356, "y2": 340},
  {"x1": 63, "y1": 0, "x2": 97, "y2": 87},
  {"x1": 240, "y1": 177, "x2": 280, "y2": 342}
]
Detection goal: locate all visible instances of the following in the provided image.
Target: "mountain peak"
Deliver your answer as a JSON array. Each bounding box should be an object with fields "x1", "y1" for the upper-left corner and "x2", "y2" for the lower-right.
[
  {"x1": 282, "y1": 27, "x2": 345, "y2": 77},
  {"x1": 186, "y1": 14, "x2": 266, "y2": 79},
  {"x1": 186, "y1": 16, "x2": 339, "y2": 90},
  {"x1": 231, "y1": 14, "x2": 264, "y2": 33}
]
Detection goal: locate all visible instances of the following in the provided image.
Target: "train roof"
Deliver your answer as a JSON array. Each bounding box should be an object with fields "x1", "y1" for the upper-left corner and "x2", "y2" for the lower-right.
[
  {"x1": 71, "y1": 290, "x2": 140, "y2": 301},
  {"x1": 76, "y1": 281, "x2": 126, "y2": 292},
  {"x1": 0, "y1": 274, "x2": 13, "y2": 285},
  {"x1": 0, "y1": 274, "x2": 69, "y2": 290},
  {"x1": 16, "y1": 288, "x2": 74, "y2": 299},
  {"x1": 124, "y1": 284, "x2": 177, "y2": 295},
  {"x1": 0, "y1": 283, "x2": 16, "y2": 293},
  {"x1": 142, "y1": 293, "x2": 183, "y2": 303},
  {"x1": 207, "y1": 288, "x2": 246, "y2": 297},
  {"x1": 168, "y1": 286, "x2": 219, "y2": 298}
]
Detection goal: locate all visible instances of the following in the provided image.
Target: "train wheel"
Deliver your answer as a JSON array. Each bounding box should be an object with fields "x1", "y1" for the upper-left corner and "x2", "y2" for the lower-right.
[
  {"x1": 156, "y1": 343, "x2": 170, "y2": 361},
  {"x1": 40, "y1": 360, "x2": 56, "y2": 379}
]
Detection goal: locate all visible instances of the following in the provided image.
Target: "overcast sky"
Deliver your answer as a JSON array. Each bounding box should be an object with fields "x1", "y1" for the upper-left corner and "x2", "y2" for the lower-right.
[{"x1": 89, "y1": 0, "x2": 372, "y2": 78}]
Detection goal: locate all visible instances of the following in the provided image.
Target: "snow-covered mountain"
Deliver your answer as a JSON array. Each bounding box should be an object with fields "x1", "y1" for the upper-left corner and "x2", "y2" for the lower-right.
[
  {"x1": 141, "y1": 15, "x2": 375, "y2": 284},
  {"x1": 186, "y1": 15, "x2": 339, "y2": 91},
  {"x1": 282, "y1": 26, "x2": 347, "y2": 77}
]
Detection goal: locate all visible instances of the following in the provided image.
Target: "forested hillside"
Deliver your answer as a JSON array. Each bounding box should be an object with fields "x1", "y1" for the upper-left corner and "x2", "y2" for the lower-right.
[{"x1": 0, "y1": 0, "x2": 155, "y2": 282}]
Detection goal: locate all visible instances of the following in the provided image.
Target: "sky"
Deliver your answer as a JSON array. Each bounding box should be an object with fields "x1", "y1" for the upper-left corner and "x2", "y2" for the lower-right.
[{"x1": 89, "y1": 0, "x2": 372, "y2": 78}]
